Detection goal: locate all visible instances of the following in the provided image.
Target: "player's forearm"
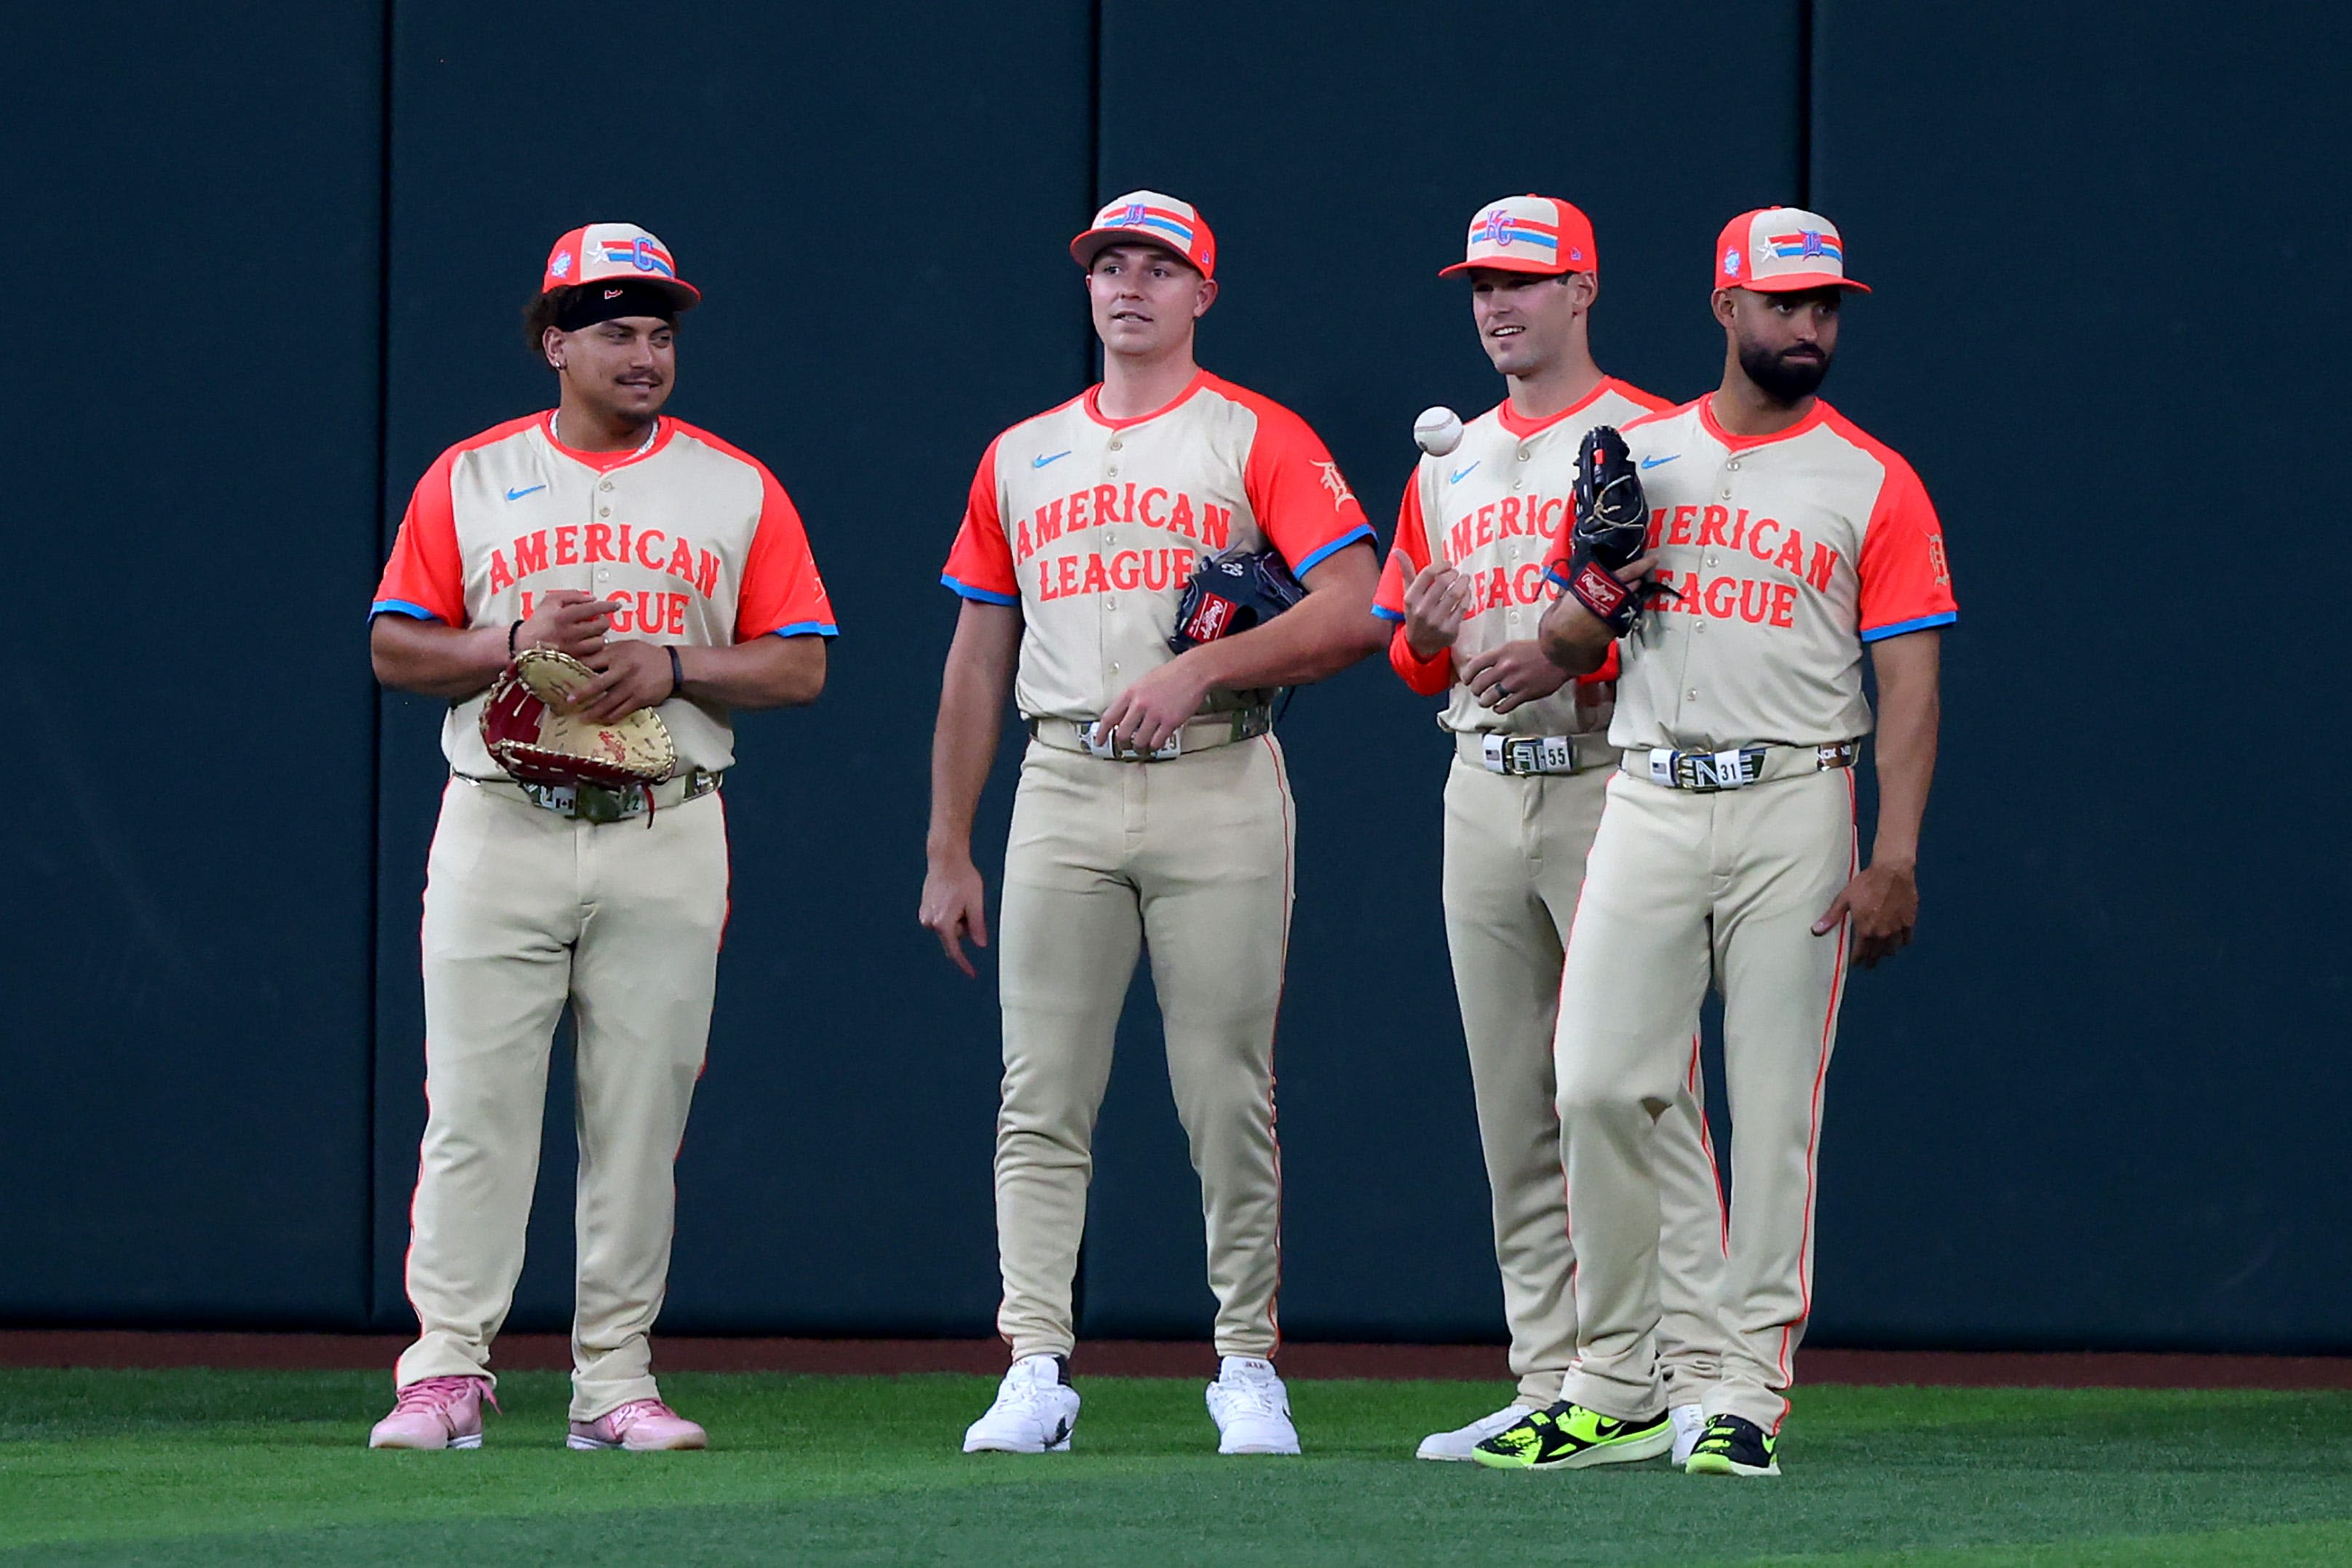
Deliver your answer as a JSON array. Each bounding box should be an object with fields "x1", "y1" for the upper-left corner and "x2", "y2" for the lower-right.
[
  {"x1": 678, "y1": 635, "x2": 826, "y2": 710},
  {"x1": 1866, "y1": 632, "x2": 1941, "y2": 870},
  {"x1": 1535, "y1": 593, "x2": 1612, "y2": 676},
  {"x1": 1186, "y1": 547, "x2": 1385, "y2": 692},
  {"x1": 369, "y1": 617, "x2": 510, "y2": 699},
  {"x1": 927, "y1": 606, "x2": 1021, "y2": 860}
]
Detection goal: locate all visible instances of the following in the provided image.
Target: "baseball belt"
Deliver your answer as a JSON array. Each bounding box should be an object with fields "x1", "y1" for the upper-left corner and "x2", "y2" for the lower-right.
[
  {"x1": 456, "y1": 767, "x2": 724, "y2": 824},
  {"x1": 1622, "y1": 741, "x2": 1857, "y2": 793},
  {"x1": 1027, "y1": 705, "x2": 1274, "y2": 763},
  {"x1": 1460, "y1": 731, "x2": 1618, "y2": 777}
]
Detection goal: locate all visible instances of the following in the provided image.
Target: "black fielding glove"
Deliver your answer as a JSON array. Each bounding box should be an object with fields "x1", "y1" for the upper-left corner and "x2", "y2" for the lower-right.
[
  {"x1": 1170, "y1": 545, "x2": 1308, "y2": 652},
  {"x1": 1561, "y1": 425, "x2": 1674, "y2": 635}
]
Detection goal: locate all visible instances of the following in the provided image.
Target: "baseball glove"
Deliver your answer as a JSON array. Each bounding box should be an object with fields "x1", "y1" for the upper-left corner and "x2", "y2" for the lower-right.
[
  {"x1": 479, "y1": 648, "x2": 677, "y2": 792},
  {"x1": 1169, "y1": 545, "x2": 1307, "y2": 653},
  {"x1": 1559, "y1": 425, "x2": 1677, "y2": 635}
]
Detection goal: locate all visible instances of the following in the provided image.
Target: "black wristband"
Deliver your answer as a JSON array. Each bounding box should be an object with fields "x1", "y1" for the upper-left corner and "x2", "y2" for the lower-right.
[
  {"x1": 507, "y1": 618, "x2": 522, "y2": 657},
  {"x1": 667, "y1": 644, "x2": 684, "y2": 700}
]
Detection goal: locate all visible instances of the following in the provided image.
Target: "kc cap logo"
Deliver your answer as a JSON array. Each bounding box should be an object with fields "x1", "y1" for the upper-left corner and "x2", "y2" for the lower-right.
[
  {"x1": 1712, "y1": 207, "x2": 1870, "y2": 294},
  {"x1": 1439, "y1": 194, "x2": 1598, "y2": 279},
  {"x1": 541, "y1": 222, "x2": 704, "y2": 308},
  {"x1": 1070, "y1": 190, "x2": 1217, "y2": 278}
]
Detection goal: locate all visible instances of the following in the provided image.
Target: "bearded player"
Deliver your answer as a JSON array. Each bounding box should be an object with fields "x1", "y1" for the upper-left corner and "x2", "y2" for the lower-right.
[
  {"x1": 366, "y1": 224, "x2": 836, "y2": 1451},
  {"x1": 1377, "y1": 195, "x2": 1727, "y2": 1466},
  {"x1": 1501, "y1": 208, "x2": 1953, "y2": 1477},
  {"x1": 920, "y1": 192, "x2": 1382, "y2": 1457}
]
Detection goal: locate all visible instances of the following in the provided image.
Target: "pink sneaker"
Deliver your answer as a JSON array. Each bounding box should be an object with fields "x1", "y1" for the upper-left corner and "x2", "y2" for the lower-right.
[
  {"x1": 568, "y1": 1398, "x2": 708, "y2": 1452},
  {"x1": 368, "y1": 1375, "x2": 496, "y2": 1449}
]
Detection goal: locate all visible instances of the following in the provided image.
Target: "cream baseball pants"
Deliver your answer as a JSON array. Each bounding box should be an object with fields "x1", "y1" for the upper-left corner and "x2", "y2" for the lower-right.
[
  {"x1": 991, "y1": 735, "x2": 1294, "y2": 1361},
  {"x1": 1555, "y1": 764, "x2": 1856, "y2": 1433},
  {"x1": 1443, "y1": 755, "x2": 1727, "y2": 1407},
  {"x1": 395, "y1": 777, "x2": 727, "y2": 1422}
]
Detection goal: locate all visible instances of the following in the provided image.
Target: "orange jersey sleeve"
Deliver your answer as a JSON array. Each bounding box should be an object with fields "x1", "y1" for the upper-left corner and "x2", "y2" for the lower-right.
[
  {"x1": 1372, "y1": 478, "x2": 1431, "y2": 624},
  {"x1": 941, "y1": 436, "x2": 1020, "y2": 605},
  {"x1": 1856, "y1": 454, "x2": 1957, "y2": 641},
  {"x1": 1387, "y1": 622, "x2": 1452, "y2": 695},
  {"x1": 733, "y1": 464, "x2": 838, "y2": 640},
  {"x1": 371, "y1": 447, "x2": 467, "y2": 625},
  {"x1": 1240, "y1": 403, "x2": 1374, "y2": 577}
]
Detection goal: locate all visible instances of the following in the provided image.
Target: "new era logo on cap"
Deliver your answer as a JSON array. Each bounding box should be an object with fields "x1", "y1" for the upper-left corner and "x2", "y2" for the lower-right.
[
  {"x1": 1438, "y1": 194, "x2": 1597, "y2": 279},
  {"x1": 1713, "y1": 207, "x2": 1869, "y2": 294},
  {"x1": 541, "y1": 222, "x2": 702, "y2": 307},
  {"x1": 1070, "y1": 190, "x2": 1217, "y2": 277}
]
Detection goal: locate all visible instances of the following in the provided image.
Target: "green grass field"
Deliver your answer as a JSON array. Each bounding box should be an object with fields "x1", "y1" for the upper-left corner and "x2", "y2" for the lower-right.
[{"x1": 1, "y1": 1370, "x2": 2347, "y2": 1565}]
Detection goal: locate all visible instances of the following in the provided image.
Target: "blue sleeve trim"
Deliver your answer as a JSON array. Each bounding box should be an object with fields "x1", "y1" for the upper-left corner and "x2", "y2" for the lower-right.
[
  {"x1": 1543, "y1": 566, "x2": 1571, "y2": 588},
  {"x1": 768, "y1": 620, "x2": 839, "y2": 638},
  {"x1": 1369, "y1": 603, "x2": 1406, "y2": 623},
  {"x1": 1291, "y1": 524, "x2": 1376, "y2": 579},
  {"x1": 1859, "y1": 610, "x2": 1956, "y2": 643},
  {"x1": 941, "y1": 571, "x2": 1020, "y2": 606},
  {"x1": 368, "y1": 598, "x2": 440, "y2": 622}
]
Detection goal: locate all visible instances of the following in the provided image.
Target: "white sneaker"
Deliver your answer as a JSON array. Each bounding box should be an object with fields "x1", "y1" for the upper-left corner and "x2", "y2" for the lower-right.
[
  {"x1": 1416, "y1": 1401, "x2": 1540, "y2": 1462},
  {"x1": 962, "y1": 1355, "x2": 1080, "y2": 1454},
  {"x1": 1205, "y1": 1355, "x2": 1300, "y2": 1455},
  {"x1": 1670, "y1": 1403, "x2": 1707, "y2": 1468}
]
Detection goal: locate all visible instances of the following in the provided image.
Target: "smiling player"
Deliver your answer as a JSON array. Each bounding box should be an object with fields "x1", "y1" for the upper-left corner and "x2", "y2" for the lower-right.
[
  {"x1": 366, "y1": 223, "x2": 836, "y2": 1452},
  {"x1": 1376, "y1": 195, "x2": 1726, "y2": 1467},
  {"x1": 921, "y1": 191, "x2": 1383, "y2": 1457}
]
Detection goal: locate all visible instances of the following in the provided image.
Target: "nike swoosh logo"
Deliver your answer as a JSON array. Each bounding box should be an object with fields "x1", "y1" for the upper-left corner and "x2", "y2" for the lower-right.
[
  {"x1": 1449, "y1": 462, "x2": 1479, "y2": 484},
  {"x1": 1639, "y1": 455, "x2": 1679, "y2": 470},
  {"x1": 1032, "y1": 451, "x2": 1071, "y2": 469},
  {"x1": 504, "y1": 484, "x2": 547, "y2": 500}
]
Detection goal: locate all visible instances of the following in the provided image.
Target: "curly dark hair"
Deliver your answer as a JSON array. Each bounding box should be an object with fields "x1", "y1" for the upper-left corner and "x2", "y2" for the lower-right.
[{"x1": 523, "y1": 288, "x2": 574, "y2": 356}]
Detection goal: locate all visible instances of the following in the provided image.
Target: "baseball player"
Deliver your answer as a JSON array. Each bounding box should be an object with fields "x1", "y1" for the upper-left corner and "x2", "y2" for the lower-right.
[
  {"x1": 1499, "y1": 207, "x2": 1953, "y2": 1477},
  {"x1": 919, "y1": 191, "x2": 1383, "y2": 1457},
  {"x1": 365, "y1": 223, "x2": 836, "y2": 1452},
  {"x1": 1375, "y1": 196, "x2": 1727, "y2": 1467}
]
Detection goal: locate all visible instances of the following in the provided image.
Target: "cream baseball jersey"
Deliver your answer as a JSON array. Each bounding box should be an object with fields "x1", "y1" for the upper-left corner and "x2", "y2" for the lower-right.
[
  {"x1": 1374, "y1": 379, "x2": 1669, "y2": 734},
  {"x1": 1545, "y1": 396, "x2": 1955, "y2": 751},
  {"x1": 372, "y1": 413, "x2": 836, "y2": 775},
  {"x1": 941, "y1": 369, "x2": 1373, "y2": 720}
]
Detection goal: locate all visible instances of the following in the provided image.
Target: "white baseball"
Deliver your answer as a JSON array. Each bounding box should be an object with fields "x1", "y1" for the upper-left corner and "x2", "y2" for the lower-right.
[{"x1": 1413, "y1": 405, "x2": 1464, "y2": 458}]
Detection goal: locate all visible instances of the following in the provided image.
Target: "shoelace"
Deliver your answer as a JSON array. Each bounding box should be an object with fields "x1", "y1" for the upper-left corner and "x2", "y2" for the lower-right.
[
  {"x1": 1216, "y1": 1376, "x2": 1286, "y2": 1419},
  {"x1": 601, "y1": 1398, "x2": 675, "y2": 1433},
  {"x1": 390, "y1": 1376, "x2": 495, "y2": 1417}
]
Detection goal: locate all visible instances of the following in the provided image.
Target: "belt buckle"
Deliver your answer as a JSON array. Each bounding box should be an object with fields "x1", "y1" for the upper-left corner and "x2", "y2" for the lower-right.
[
  {"x1": 574, "y1": 784, "x2": 636, "y2": 824},
  {"x1": 1658, "y1": 747, "x2": 1763, "y2": 792},
  {"x1": 1080, "y1": 723, "x2": 1181, "y2": 762}
]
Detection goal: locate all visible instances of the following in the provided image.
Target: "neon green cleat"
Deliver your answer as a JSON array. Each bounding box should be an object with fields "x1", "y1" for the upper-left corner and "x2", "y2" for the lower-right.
[
  {"x1": 1684, "y1": 1414, "x2": 1781, "y2": 1477},
  {"x1": 1470, "y1": 1401, "x2": 1674, "y2": 1471}
]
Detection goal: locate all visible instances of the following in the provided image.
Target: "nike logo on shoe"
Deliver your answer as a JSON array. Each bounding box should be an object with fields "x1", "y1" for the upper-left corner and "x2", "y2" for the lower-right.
[
  {"x1": 1639, "y1": 455, "x2": 1679, "y2": 470},
  {"x1": 505, "y1": 484, "x2": 547, "y2": 500},
  {"x1": 1032, "y1": 451, "x2": 1071, "y2": 469}
]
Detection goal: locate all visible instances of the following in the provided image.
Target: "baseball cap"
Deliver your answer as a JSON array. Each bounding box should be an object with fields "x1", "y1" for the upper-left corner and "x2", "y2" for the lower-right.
[
  {"x1": 1714, "y1": 207, "x2": 1869, "y2": 294},
  {"x1": 1438, "y1": 195, "x2": 1597, "y2": 279},
  {"x1": 1070, "y1": 191, "x2": 1216, "y2": 277},
  {"x1": 541, "y1": 223, "x2": 702, "y2": 309}
]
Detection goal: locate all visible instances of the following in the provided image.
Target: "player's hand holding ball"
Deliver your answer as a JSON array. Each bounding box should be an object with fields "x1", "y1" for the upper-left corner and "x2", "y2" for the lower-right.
[{"x1": 517, "y1": 588, "x2": 616, "y2": 660}]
